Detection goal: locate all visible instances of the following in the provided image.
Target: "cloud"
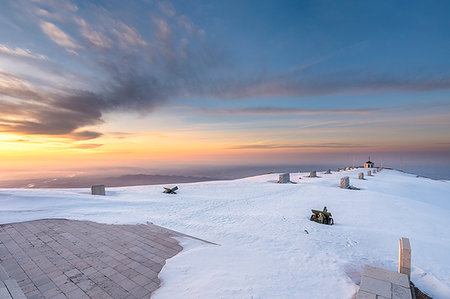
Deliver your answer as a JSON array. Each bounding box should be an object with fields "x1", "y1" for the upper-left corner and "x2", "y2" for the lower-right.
[
  {"x1": 2, "y1": 0, "x2": 450, "y2": 143},
  {"x1": 70, "y1": 131, "x2": 103, "y2": 140},
  {"x1": 40, "y1": 21, "x2": 81, "y2": 51},
  {"x1": 108, "y1": 132, "x2": 134, "y2": 139},
  {"x1": 177, "y1": 15, "x2": 195, "y2": 33},
  {"x1": 31, "y1": 0, "x2": 78, "y2": 12},
  {"x1": 158, "y1": 1, "x2": 176, "y2": 17},
  {"x1": 209, "y1": 71, "x2": 450, "y2": 99},
  {"x1": 75, "y1": 18, "x2": 112, "y2": 50},
  {"x1": 154, "y1": 18, "x2": 171, "y2": 43},
  {"x1": 72, "y1": 143, "x2": 103, "y2": 149},
  {"x1": 111, "y1": 22, "x2": 147, "y2": 48},
  {"x1": 0, "y1": 71, "x2": 103, "y2": 139},
  {"x1": 0, "y1": 44, "x2": 47, "y2": 60},
  {"x1": 189, "y1": 106, "x2": 379, "y2": 115},
  {"x1": 229, "y1": 142, "x2": 370, "y2": 150}
]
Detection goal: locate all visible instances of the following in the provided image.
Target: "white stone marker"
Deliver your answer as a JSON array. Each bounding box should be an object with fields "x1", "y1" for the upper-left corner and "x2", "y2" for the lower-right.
[
  {"x1": 399, "y1": 237, "x2": 411, "y2": 279},
  {"x1": 278, "y1": 173, "x2": 290, "y2": 183},
  {"x1": 91, "y1": 185, "x2": 106, "y2": 195},
  {"x1": 340, "y1": 176, "x2": 349, "y2": 189},
  {"x1": 358, "y1": 172, "x2": 364, "y2": 180}
]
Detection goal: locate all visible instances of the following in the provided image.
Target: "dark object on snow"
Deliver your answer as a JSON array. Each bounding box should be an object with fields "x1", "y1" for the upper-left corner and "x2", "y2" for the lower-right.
[
  {"x1": 163, "y1": 186, "x2": 178, "y2": 194},
  {"x1": 91, "y1": 184, "x2": 105, "y2": 196},
  {"x1": 278, "y1": 173, "x2": 290, "y2": 183},
  {"x1": 310, "y1": 206, "x2": 334, "y2": 225},
  {"x1": 410, "y1": 281, "x2": 432, "y2": 299}
]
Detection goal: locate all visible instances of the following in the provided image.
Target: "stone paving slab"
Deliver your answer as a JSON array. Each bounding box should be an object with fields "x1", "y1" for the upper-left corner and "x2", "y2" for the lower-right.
[
  {"x1": 0, "y1": 219, "x2": 185, "y2": 299},
  {"x1": 363, "y1": 265, "x2": 410, "y2": 288},
  {"x1": 3, "y1": 280, "x2": 26, "y2": 299},
  {"x1": 357, "y1": 265, "x2": 412, "y2": 299}
]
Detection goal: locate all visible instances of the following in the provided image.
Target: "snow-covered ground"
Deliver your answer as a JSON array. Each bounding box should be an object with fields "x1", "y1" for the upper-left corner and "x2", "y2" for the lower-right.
[{"x1": 0, "y1": 169, "x2": 449, "y2": 298}]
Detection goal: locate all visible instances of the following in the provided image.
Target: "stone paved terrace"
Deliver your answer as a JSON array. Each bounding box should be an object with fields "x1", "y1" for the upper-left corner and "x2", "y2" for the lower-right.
[{"x1": 0, "y1": 219, "x2": 185, "y2": 298}]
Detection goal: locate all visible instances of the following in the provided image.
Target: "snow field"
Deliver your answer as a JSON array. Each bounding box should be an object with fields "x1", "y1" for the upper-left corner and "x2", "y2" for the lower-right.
[{"x1": 0, "y1": 169, "x2": 449, "y2": 298}]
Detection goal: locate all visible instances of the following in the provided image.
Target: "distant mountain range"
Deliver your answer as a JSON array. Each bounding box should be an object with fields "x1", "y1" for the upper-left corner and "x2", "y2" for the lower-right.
[{"x1": 0, "y1": 174, "x2": 219, "y2": 188}]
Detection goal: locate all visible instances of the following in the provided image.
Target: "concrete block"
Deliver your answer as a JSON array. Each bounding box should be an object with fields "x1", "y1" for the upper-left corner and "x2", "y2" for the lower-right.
[
  {"x1": 340, "y1": 176, "x2": 349, "y2": 189},
  {"x1": 356, "y1": 290, "x2": 376, "y2": 299},
  {"x1": 399, "y1": 238, "x2": 411, "y2": 279},
  {"x1": 392, "y1": 283, "x2": 412, "y2": 299},
  {"x1": 325, "y1": 169, "x2": 331, "y2": 174},
  {"x1": 359, "y1": 276, "x2": 391, "y2": 298},
  {"x1": 358, "y1": 172, "x2": 364, "y2": 180},
  {"x1": 91, "y1": 185, "x2": 105, "y2": 196},
  {"x1": 278, "y1": 173, "x2": 290, "y2": 184},
  {"x1": 309, "y1": 171, "x2": 317, "y2": 177},
  {"x1": 367, "y1": 171, "x2": 371, "y2": 176},
  {"x1": 363, "y1": 265, "x2": 410, "y2": 288},
  {"x1": 0, "y1": 281, "x2": 11, "y2": 299},
  {"x1": 3, "y1": 279, "x2": 26, "y2": 299},
  {"x1": 0, "y1": 264, "x2": 9, "y2": 280}
]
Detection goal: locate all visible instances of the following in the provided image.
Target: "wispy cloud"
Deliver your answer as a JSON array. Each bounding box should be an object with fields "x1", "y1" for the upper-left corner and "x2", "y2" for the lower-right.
[
  {"x1": 108, "y1": 132, "x2": 135, "y2": 139},
  {"x1": 158, "y1": 1, "x2": 176, "y2": 18},
  {"x1": 72, "y1": 143, "x2": 103, "y2": 149},
  {"x1": 189, "y1": 106, "x2": 379, "y2": 115},
  {"x1": 210, "y1": 71, "x2": 450, "y2": 99},
  {"x1": 75, "y1": 18, "x2": 112, "y2": 50},
  {"x1": 0, "y1": 44, "x2": 47, "y2": 60},
  {"x1": 31, "y1": 0, "x2": 78, "y2": 12},
  {"x1": 229, "y1": 142, "x2": 370, "y2": 150},
  {"x1": 111, "y1": 22, "x2": 147, "y2": 48},
  {"x1": 40, "y1": 21, "x2": 80, "y2": 52}
]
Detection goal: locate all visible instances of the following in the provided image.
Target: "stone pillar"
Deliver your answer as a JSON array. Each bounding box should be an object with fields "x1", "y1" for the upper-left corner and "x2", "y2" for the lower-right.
[
  {"x1": 399, "y1": 238, "x2": 411, "y2": 280},
  {"x1": 358, "y1": 172, "x2": 364, "y2": 180},
  {"x1": 340, "y1": 176, "x2": 349, "y2": 189},
  {"x1": 91, "y1": 185, "x2": 106, "y2": 195},
  {"x1": 325, "y1": 169, "x2": 331, "y2": 174},
  {"x1": 367, "y1": 170, "x2": 371, "y2": 176},
  {"x1": 278, "y1": 173, "x2": 290, "y2": 183},
  {"x1": 309, "y1": 171, "x2": 317, "y2": 177}
]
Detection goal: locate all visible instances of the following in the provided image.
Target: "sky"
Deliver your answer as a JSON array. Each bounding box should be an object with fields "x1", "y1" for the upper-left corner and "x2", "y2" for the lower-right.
[{"x1": 0, "y1": 0, "x2": 450, "y2": 179}]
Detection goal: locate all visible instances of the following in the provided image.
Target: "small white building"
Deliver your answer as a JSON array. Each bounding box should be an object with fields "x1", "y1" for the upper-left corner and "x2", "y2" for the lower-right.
[{"x1": 364, "y1": 158, "x2": 374, "y2": 168}]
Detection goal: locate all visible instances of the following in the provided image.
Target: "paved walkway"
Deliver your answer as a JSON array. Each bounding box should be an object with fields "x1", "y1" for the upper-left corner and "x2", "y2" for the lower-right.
[{"x1": 0, "y1": 219, "x2": 184, "y2": 298}]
